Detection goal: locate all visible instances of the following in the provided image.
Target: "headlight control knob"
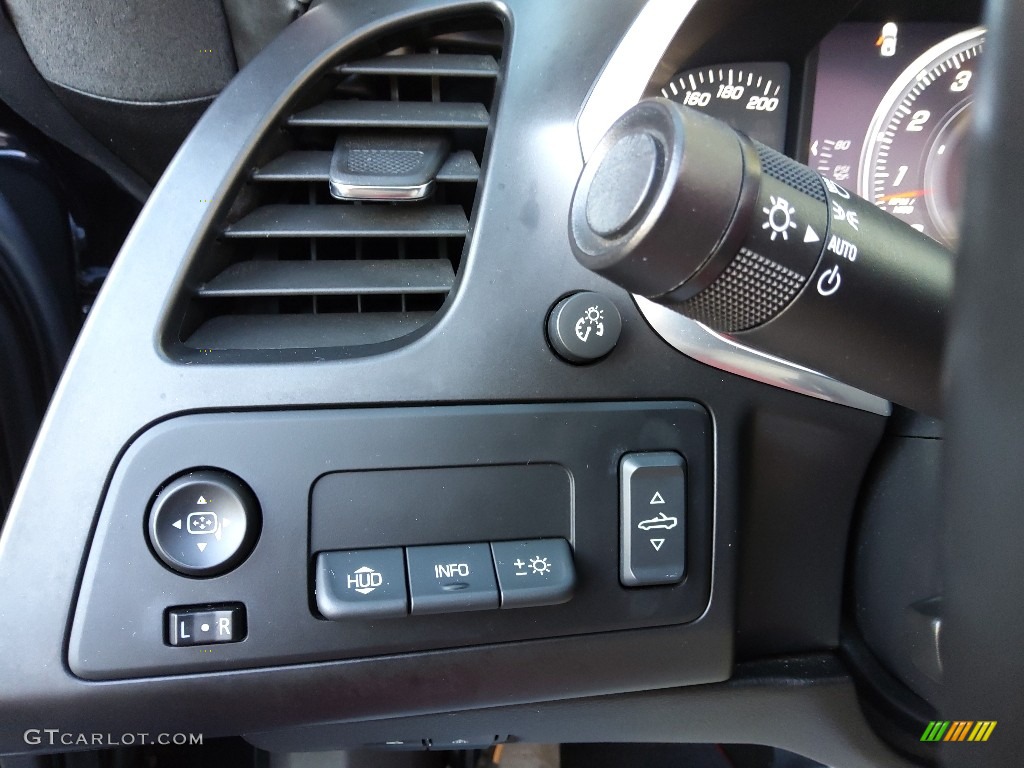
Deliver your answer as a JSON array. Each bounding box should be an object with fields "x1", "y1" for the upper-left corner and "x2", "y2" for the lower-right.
[{"x1": 569, "y1": 99, "x2": 953, "y2": 414}]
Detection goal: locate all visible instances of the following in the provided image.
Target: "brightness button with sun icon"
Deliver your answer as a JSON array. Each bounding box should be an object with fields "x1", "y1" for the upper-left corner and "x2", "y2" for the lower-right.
[{"x1": 528, "y1": 556, "x2": 552, "y2": 575}]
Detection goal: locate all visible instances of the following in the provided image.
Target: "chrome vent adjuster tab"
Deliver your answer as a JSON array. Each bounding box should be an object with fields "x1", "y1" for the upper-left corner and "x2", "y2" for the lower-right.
[
  {"x1": 328, "y1": 133, "x2": 451, "y2": 202},
  {"x1": 178, "y1": 19, "x2": 503, "y2": 355}
]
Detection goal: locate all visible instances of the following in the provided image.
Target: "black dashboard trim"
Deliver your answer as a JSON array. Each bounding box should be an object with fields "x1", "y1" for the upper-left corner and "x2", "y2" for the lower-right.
[{"x1": 0, "y1": 0, "x2": 891, "y2": 762}]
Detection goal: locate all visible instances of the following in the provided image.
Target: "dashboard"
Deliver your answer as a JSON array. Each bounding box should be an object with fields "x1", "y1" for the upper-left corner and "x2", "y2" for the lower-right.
[
  {"x1": 811, "y1": 23, "x2": 981, "y2": 248},
  {"x1": 0, "y1": 0, "x2": 1000, "y2": 766},
  {"x1": 650, "y1": 21, "x2": 981, "y2": 252}
]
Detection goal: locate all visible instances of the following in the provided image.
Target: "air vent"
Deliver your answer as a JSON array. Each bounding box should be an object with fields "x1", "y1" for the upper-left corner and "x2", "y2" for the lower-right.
[{"x1": 179, "y1": 21, "x2": 504, "y2": 353}]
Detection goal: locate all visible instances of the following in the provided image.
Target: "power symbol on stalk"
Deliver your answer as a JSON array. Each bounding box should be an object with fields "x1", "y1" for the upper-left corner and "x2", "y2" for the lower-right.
[
  {"x1": 763, "y1": 196, "x2": 798, "y2": 241},
  {"x1": 817, "y1": 265, "x2": 842, "y2": 297}
]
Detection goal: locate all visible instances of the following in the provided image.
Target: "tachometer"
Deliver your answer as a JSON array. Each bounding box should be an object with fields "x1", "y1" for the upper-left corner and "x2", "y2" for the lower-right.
[
  {"x1": 660, "y1": 62, "x2": 790, "y2": 150},
  {"x1": 859, "y1": 27, "x2": 984, "y2": 247}
]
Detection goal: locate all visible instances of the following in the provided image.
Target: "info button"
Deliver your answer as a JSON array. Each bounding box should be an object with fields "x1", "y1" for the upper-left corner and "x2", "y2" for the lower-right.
[{"x1": 406, "y1": 543, "x2": 499, "y2": 615}]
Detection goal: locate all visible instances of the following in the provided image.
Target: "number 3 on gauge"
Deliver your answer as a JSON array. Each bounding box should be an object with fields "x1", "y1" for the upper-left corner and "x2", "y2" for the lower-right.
[{"x1": 859, "y1": 27, "x2": 984, "y2": 249}]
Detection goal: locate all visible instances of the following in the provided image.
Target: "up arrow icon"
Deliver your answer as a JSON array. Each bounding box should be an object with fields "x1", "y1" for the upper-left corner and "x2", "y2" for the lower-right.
[{"x1": 650, "y1": 491, "x2": 665, "y2": 505}]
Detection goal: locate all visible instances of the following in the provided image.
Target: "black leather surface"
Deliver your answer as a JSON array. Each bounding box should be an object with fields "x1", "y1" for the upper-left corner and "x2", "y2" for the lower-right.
[
  {"x1": 49, "y1": 85, "x2": 214, "y2": 184},
  {"x1": 2, "y1": 0, "x2": 236, "y2": 101},
  {"x1": 223, "y1": 0, "x2": 307, "y2": 67},
  {"x1": 0, "y1": 10, "x2": 150, "y2": 199},
  {"x1": 942, "y1": 0, "x2": 1024, "y2": 764},
  {"x1": 1, "y1": 0, "x2": 310, "y2": 186},
  {"x1": 2, "y1": 0, "x2": 239, "y2": 183}
]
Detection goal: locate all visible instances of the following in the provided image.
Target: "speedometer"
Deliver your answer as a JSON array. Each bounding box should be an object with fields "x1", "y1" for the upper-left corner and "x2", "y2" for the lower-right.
[
  {"x1": 660, "y1": 62, "x2": 790, "y2": 150},
  {"x1": 859, "y1": 27, "x2": 984, "y2": 248}
]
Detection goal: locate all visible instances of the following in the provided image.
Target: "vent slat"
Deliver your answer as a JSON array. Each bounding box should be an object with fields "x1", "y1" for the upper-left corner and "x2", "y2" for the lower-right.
[
  {"x1": 437, "y1": 151, "x2": 481, "y2": 182},
  {"x1": 253, "y1": 151, "x2": 331, "y2": 182},
  {"x1": 288, "y1": 101, "x2": 490, "y2": 129},
  {"x1": 253, "y1": 150, "x2": 480, "y2": 184},
  {"x1": 187, "y1": 313, "x2": 435, "y2": 351},
  {"x1": 198, "y1": 259, "x2": 455, "y2": 298},
  {"x1": 337, "y1": 53, "x2": 498, "y2": 78},
  {"x1": 224, "y1": 205, "x2": 469, "y2": 238}
]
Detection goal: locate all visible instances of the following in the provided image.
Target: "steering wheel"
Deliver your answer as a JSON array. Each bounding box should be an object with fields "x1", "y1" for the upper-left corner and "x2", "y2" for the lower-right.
[{"x1": 943, "y1": 0, "x2": 1024, "y2": 765}]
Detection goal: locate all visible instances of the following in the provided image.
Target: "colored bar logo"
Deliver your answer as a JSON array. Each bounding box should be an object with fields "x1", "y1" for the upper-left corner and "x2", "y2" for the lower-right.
[{"x1": 921, "y1": 721, "x2": 997, "y2": 742}]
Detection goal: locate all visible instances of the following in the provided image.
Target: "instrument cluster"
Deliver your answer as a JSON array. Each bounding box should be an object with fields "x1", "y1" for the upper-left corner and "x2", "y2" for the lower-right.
[
  {"x1": 655, "y1": 21, "x2": 983, "y2": 250},
  {"x1": 810, "y1": 22, "x2": 982, "y2": 248}
]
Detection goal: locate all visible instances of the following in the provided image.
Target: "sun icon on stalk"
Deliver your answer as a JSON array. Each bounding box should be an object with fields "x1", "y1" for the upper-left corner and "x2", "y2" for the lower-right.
[{"x1": 762, "y1": 196, "x2": 797, "y2": 241}]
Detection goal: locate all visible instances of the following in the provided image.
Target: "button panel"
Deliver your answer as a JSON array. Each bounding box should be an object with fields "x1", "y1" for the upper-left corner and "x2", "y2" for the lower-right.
[
  {"x1": 167, "y1": 604, "x2": 246, "y2": 647},
  {"x1": 406, "y1": 543, "x2": 499, "y2": 615},
  {"x1": 72, "y1": 403, "x2": 714, "y2": 679},
  {"x1": 491, "y1": 539, "x2": 576, "y2": 608},
  {"x1": 316, "y1": 549, "x2": 408, "y2": 620},
  {"x1": 313, "y1": 538, "x2": 577, "y2": 619},
  {"x1": 620, "y1": 452, "x2": 687, "y2": 586}
]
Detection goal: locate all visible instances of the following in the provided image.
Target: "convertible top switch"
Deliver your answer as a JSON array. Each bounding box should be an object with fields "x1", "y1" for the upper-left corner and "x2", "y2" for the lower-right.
[{"x1": 620, "y1": 452, "x2": 687, "y2": 587}]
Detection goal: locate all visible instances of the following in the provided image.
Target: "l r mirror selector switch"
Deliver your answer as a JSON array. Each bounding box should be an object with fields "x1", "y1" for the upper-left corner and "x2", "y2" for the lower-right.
[
  {"x1": 620, "y1": 452, "x2": 687, "y2": 586},
  {"x1": 167, "y1": 604, "x2": 246, "y2": 647}
]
